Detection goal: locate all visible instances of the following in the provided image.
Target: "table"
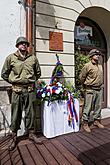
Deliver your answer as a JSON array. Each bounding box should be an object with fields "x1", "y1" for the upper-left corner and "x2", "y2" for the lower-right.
[{"x1": 42, "y1": 99, "x2": 79, "y2": 138}]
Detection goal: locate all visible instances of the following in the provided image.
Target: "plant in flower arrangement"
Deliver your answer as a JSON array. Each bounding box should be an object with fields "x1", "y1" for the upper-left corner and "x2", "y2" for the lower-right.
[
  {"x1": 63, "y1": 80, "x2": 80, "y2": 99},
  {"x1": 75, "y1": 51, "x2": 89, "y2": 91}
]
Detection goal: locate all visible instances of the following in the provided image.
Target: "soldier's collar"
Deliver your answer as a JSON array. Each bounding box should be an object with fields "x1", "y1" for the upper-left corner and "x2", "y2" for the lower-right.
[{"x1": 14, "y1": 51, "x2": 32, "y2": 60}]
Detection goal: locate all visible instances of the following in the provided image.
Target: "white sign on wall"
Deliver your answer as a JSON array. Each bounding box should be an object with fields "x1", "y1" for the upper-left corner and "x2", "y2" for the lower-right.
[
  {"x1": 76, "y1": 25, "x2": 92, "y2": 36},
  {"x1": 75, "y1": 22, "x2": 92, "y2": 41}
]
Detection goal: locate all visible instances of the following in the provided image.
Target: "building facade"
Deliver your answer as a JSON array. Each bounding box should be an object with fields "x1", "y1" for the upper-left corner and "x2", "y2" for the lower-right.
[
  {"x1": 33, "y1": 0, "x2": 110, "y2": 108},
  {"x1": 0, "y1": 0, "x2": 110, "y2": 115}
]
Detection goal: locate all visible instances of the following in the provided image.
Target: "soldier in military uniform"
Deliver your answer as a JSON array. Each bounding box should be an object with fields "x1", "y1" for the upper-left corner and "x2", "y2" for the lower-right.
[
  {"x1": 79, "y1": 49, "x2": 104, "y2": 133},
  {"x1": 1, "y1": 37, "x2": 41, "y2": 150}
]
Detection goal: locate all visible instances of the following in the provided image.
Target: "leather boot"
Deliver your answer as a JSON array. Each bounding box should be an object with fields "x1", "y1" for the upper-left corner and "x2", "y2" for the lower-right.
[
  {"x1": 82, "y1": 121, "x2": 91, "y2": 133},
  {"x1": 8, "y1": 132, "x2": 17, "y2": 151},
  {"x1": 93, "y1": 120, "x2": 104, "y2": 128},
  {"x1": 29, "y1": 131, "x2": 42, "y2": 145}
]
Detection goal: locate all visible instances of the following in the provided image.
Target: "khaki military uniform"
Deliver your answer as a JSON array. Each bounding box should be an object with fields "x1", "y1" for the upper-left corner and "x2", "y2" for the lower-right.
[
  {"x1": 1, "y1": 51, "x2": 41, "y2": 133},
  {"x1": 80, "y1": 61, "x2": 103, "y2": 122}
]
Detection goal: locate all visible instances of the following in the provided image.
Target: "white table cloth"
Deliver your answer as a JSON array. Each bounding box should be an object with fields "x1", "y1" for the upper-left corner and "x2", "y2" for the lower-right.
[{"x1": 42, "y1": 99, "x2": 79, "y2": 138}]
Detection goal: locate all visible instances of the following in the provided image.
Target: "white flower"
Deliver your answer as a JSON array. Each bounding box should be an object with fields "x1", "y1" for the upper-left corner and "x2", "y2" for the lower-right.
[
  {"x1": 58, "y1": 87, "x2": 62, "y2": 92},
  {"x1": 42, "y1": 93, "x2": 46, "y2": 98},
  {"x1": 57, "y1": 82, "x2": 62, "y2": 87},
  {"x1": 55, "y1": 89, "x2": 60, "y2": 94},
  {"x1": 55, "y1": 90, "x2": 60, "y2": 94},
  {"x1": 46, "y1": 86, "x2": 50, "y2": 90},
  {"x1": 47, "y1": 92, "x2": 50, "y2": 96}
]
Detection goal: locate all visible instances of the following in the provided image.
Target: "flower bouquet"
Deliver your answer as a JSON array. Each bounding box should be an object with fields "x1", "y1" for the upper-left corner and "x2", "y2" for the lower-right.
[{"x1": 36, "y1": 81, "x2": 68, "y2": 104}]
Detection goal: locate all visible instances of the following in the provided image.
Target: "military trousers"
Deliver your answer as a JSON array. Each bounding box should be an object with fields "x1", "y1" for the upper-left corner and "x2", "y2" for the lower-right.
[
  {"x1": 82, "y1": 88, "x2": 102, "y2": 122},
  {"x1": 10, "y1": 89, "x2": 37, "y2": 133}
]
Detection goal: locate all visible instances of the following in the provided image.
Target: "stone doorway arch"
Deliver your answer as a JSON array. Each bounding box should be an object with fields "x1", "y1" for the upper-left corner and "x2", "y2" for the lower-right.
[{"x1": 74, "y1": 7, "x2": 110, "y2": 108}]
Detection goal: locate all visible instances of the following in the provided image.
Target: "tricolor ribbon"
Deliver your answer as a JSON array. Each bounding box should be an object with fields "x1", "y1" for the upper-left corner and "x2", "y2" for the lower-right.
[{"x1": 67, "y1": 92, "x2": 78, "y2": 129}]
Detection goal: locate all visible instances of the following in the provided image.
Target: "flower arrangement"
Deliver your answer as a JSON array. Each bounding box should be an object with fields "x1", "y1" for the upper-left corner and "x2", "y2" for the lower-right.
[
  {"x1": 36, "y1": 80, "x2": 80, "y2": 103},
  {"x1": 36, "y1": 80, "x2": 79, "y2": 128},
  {"x1": 36, "y1": 81, "x2": 68, "y2": 103},
  {"x1": 36, "y1": 54, "x2": 80, "y2": 128}
]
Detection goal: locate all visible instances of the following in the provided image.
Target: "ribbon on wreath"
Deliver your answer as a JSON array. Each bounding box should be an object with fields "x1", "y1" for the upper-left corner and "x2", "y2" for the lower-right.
[{"x1": 67, "y1": 92, "x2": 78, "y2": 129}]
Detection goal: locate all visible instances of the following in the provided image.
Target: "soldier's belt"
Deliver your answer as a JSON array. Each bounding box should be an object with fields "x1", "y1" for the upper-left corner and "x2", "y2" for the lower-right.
[
  {"x1": 85, "y1": 85, "x2": 102, "y2": 90},
  {"x1": 12, "y1": 84, "x2": 34, "y2": 92}
]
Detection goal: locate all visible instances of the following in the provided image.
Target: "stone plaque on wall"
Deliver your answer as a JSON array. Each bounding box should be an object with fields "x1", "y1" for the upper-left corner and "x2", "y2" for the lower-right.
[{"x1": 49, "y1": 31, "x2": 63, "y2": 51}]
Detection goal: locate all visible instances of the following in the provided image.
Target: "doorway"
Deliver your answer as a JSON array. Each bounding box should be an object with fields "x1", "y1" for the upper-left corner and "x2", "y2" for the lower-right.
[{"x1": 74, "y1": 16, "x2": 107, "y2": 108}]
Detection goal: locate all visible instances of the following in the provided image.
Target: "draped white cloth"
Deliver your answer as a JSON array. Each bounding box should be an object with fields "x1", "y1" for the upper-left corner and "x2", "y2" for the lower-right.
[{"x1": 42, "y1": 99, "x2": 79, "y2": 138}]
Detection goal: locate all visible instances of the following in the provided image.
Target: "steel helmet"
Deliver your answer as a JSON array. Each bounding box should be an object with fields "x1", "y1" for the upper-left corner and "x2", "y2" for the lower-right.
[
  {"x1": 15, "y1": 36, "x2": 30, "y2": 47},
  {"x1": 88, "y1": 49, "x2": 101, "y2": 58}
]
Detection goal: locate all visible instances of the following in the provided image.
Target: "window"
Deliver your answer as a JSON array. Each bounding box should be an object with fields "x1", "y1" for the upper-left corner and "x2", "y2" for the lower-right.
[{"x1": 74, "y1": 17, "x2": 106, "y2": 50}]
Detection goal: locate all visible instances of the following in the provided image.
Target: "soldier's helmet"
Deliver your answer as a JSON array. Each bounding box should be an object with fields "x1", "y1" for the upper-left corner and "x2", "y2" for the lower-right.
[
  {"x1": 89, "y1": 49, "x2": 101, "y2": 58},
  {"x1": 16, "y1": 37, "x2": 30, "y2": 47}
]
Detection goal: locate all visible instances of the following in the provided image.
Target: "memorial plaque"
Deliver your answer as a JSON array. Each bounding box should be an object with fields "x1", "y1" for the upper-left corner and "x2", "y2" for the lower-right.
[{"x1": 49, "y1": 31, "x2": 63, "y2": 51}]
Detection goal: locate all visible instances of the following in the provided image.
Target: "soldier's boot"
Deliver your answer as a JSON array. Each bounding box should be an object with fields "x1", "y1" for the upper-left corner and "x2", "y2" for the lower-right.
[
  {"x1": 8, "y1": 132, "x2": 17, "y2": 151},
  {"x1": 82, "y1": 121, "x2": 91, "y2": 133},
  {"x1": 29, "y1": 130, "x2": 42, "y2": 145},
  {"x1": 93, "y1": 120, "x2": 104, "y2": 128}
]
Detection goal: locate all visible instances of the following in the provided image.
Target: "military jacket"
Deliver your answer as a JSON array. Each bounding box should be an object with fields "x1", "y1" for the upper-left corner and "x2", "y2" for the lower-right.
[
  {"x1": 1, "y1": 51, "x2": 41, "y2": 84},
  {"x1": 79, "y1": 61, "x2": 103, "y2": 87}
]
